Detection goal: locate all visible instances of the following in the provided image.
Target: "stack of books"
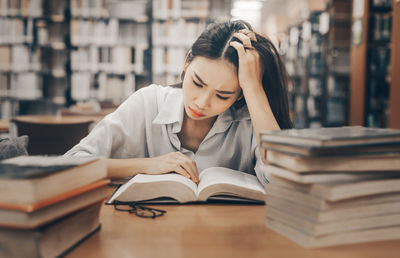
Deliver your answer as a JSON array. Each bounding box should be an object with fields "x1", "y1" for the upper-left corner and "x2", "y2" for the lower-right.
[
  {"x1": 0, "y1": 156, "x2": 109, "y2": 257},
  {"x1": 260, "y1": 126, "x2": 400, "y2": 248}
]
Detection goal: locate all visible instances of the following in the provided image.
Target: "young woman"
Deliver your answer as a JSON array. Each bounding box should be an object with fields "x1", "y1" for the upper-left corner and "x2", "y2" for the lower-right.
[{"x1": 65, "y1": 20, "x2": 292, "y2": 184}]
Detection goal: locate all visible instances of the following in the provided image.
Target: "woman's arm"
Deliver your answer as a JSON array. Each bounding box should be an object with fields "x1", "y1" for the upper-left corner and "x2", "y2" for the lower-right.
[
  {"x1": 230, "y1": 33, "x2": 280, "y2": 163},
  {"x1": 107, "y1": 152, "x2": 200, "y2": 183},
  {"x1": 242, "y1": 85, "x2": 280, "y2": 163},
  {"x1": 106, "y1": 158, "x2": 149, "y2": 179}
]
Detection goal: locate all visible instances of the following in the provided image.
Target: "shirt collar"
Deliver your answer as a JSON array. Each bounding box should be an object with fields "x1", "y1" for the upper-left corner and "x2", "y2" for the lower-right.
[
  {"x1": 205, "y1": 105, "x2": 250, "y2": 138},
  {"x1": 152, "y1": 87, "x2": 184, "y2": 126},
  {"x1": 152, "y1": 87, "x2": 251, "y2": 135}
]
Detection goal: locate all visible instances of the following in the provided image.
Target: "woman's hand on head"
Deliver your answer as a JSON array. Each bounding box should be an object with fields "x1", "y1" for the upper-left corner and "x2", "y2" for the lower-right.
[
  {"x1": 230, "y1": 30, "x2": 263, "y2": 92},
  {"x1": 142, "y1": 152, "x2": 199, "y2": 183}
]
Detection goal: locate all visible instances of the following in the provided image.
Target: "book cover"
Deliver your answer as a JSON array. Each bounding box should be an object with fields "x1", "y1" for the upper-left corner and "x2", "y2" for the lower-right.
[
  {"x1": 266, "y1": 217, "x2": 400, "y2": 248},
  {"x1": 261, "y1": 141, "x2": 400, "y2": 157},
  {"x1": 268, "y1": 174, "x2": 400, "y2": 202},
  {"x1": 0, "y1": 179, "x2": 109, "y2": 229},
  {"x1": 261, "y1": 126, "x2": 400, "y2": 147},
  {"x1": 267, "y1": 150, "x2": 400, "y2": 172},
  {"x1": 0, "y1": 202, "x2": 102, "y2": 258},
  {"x1": 0, "y1": 157, "x2": 107, "y2": 205},
  {"x1": 0, "y1": 156, "x2": 98, "y2": 179},
  {"x1": 266, "y1": 205, "x2": 400, "y2": 237}
]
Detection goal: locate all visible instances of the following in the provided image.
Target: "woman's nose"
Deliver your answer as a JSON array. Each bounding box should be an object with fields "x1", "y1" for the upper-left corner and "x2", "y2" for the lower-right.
[{"x1": 194, "y1": 93, "x2": 211, "y2": 109}]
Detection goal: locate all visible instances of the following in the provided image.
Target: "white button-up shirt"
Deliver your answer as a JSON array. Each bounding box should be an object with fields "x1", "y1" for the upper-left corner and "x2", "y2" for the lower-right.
[{"x1": 65, "y1": 84, "x2": 268, "y2": 184}]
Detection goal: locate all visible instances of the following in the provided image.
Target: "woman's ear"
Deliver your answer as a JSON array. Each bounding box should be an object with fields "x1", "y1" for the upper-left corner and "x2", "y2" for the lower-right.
[
  {"x1": 181, "y1": 50, "x2": 192, "y2": 82},
  {"x1": 183, "y1": 49, "x2": 192, "y2": 72},
  {"x1": 183, "y1": 59, "x2": 189, "y2": 72}
]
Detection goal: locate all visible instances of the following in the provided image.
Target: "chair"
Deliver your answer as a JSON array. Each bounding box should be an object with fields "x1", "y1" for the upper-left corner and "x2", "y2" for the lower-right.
[{"x1": 11, "y1": 115, "x2": 95, "y2": 155}]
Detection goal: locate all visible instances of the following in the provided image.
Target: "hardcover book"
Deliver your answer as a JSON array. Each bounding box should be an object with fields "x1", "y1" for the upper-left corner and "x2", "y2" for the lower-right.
[
  {"x1": 107, "y1": 167, "x2": 266, "y2": 204},
  {"x1": 0, "y1": 179, "x2": 109, "y2": 228},
  {"x1": 260, "y1": 126, "x2": 400, "y2": 147},
  {"x1": 0, "y1": 202, "x2": 102, "y2": 258},
  {"x1": 265, "y1": 217, "x2": 400, "y2": 248},
  {"x1": 0, "y1": 156, "x2": 107, "y2": 205}
]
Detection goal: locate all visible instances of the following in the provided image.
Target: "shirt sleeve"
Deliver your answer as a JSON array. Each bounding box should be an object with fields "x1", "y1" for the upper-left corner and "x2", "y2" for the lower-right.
[
  {"x1": 251, "y1": 130, "x2": 269, "y2": 185},
  {"x1": 64, "y1": 87, "x2": 148, "y2": 158}
]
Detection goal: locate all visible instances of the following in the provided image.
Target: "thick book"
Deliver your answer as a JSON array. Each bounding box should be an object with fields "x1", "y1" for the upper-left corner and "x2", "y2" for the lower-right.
[
  {"x1": 261, "y1": 140, "x2": 400, "y2": 157},
  {"x1": 0, "y1": 179, "x2": 109, "y2": 228},
  {"x1": 267, "y1": 174, "x2": 400, "y2": 202},
  {"x1": 265, "y1": 217, "x2": 400, "y2": 248},
  {"x1": 260, "y1": 126, "x2": 400, "y2": 147},
  {"x1": 265, "y1": 195, "x2": 400, "y2": 223},
  {"x1": 107, "y1": 167, "x2": 266, "y2": 204},
  {"x1": 0, "y1": 202, "x2": 102, "y2": 258},
  {"x1": 260, "y1": 164, "x2": 400, "y2": 184},
  {"x1": 266, "y1": 181, "x2": 400, "y2": 211},
  {"x1": 266, "y1": 205, "x2": 400, "y2": 237},
  {"x1": 0, "y1": 156, "x2": 107, "y2": 205},
  {"x1": 267, "y1": 150, "x2": 400, "y2": 172}
]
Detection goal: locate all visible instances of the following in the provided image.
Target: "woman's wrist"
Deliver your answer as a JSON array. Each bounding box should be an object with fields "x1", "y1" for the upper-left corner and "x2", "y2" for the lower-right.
[
  {"x1": 241, "y1": 81, "x2": 264, "y2": 95},
  {"x1": 106, "y1": 158, "x2": 151, "y2": 179}
]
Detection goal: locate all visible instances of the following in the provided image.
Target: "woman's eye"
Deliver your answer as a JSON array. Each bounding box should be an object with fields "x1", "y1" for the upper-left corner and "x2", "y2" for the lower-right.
[
  {"x1": 217, "y1": 95, "x2": 229, "y2": 100},
  {"x1": 193, "y1": 81, "x2": 203, "y2": 88}
]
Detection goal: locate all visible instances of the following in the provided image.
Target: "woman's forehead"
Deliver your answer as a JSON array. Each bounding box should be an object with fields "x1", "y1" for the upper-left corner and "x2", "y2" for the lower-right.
[{"x1": 188, "y1": 57, "x2": 240, "y2": 91}]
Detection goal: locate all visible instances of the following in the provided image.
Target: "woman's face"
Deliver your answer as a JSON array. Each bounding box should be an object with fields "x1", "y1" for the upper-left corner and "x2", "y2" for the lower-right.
[{"x1": 182, "y1": 57, "x2": 242, "y2": 121}]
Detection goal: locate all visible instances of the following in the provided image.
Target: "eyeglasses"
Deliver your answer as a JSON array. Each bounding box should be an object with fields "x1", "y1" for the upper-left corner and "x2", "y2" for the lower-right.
[{"x1": 113, "y1": 201, "x2": 167, "y2": 219}]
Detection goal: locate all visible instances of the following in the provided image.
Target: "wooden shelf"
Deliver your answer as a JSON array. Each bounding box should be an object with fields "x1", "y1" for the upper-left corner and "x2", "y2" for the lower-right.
[{"x1": 350, "y1": 0, "x2": 399, "y2": 128}]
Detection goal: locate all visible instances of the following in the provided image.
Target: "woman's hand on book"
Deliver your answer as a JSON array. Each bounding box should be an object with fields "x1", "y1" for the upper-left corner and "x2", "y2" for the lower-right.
[{"x1": 143, "y1": 152, "x2": 199, "y2": 183}]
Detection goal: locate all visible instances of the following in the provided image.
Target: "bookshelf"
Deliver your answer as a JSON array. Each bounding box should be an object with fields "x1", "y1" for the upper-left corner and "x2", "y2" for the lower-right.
[
  {"x1": 281, "y1": 0, "x2": 352, "y2": 129},
  {"x1": 323, "y1": 0, "x2": 352, "y2": 127},
  {"x1": 0, "y1": 0, "x2": 44, "y2": 119},
  {"x1": 389, "y1": 0, "x2": 400, "y2": 128},
  {"x1": 0, "y1": 0, "x2": 232, "y2": 119},
  {"x1": 151, "y1": 0, "x2": 231, "y2": 86},
  {"x1": 69, "y1": 0, "x2": 150, "y2": 104},
  {"x1": 350, "y1": 0, "x2": 399, "y2": 128},
  {"x1": 0, "y1": 0, "x2": 152, "y2": 119}
]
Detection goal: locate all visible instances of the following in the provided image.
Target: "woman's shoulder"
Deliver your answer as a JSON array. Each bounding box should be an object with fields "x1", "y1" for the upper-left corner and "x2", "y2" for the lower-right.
[
  {"x1": 133, "y1": 84, "x2": 180, "y2": 100},
  {"x1": 120, "y1": 84, "x2": 182, "y2": 114}
]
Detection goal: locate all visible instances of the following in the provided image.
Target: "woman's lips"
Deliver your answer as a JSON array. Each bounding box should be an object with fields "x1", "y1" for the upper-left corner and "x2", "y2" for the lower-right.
[{"x1": 188, "y1": 107, "x2": 205, "y2": 118}]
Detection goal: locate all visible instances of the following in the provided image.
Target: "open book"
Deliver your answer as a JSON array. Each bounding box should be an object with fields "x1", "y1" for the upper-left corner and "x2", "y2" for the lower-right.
[{"x1": 107, "y1": 167, "x2": 266, "y2": 204}]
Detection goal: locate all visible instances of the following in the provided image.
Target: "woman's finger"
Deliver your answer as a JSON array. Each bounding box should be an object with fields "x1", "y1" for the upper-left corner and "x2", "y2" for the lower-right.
[
  {"x1": 175, "y1": 153, "x2": 199, "y2": 183},
  {"x1": 230, "y1": 41, "x2": 246, "y2": 57},
  {"x1": 172, "y1": 164, "x2": 192, "y2": 179},
  {"x1": 238, "y1": 29, "x2": 257, "y2": 42},
  {"x1": 233, "y1": 32, "x2": 252, "y2": 49}
]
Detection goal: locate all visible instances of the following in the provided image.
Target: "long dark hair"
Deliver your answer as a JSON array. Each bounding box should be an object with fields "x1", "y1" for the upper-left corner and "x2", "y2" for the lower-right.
[{"x1": 181, "y1": 20, "x2": 292, "y2": 129}]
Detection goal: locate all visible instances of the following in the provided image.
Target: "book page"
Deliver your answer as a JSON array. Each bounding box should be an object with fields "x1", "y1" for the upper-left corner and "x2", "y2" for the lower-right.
[
  {"x1": 129, "y1": 173, "x2": 197, "y2": 190},
  {"x1": 107, "y1": 173, "x2": 198, "y2": 204},
  {"x1": 197, "y1": 167, "x2": 265, "y2": 201}
]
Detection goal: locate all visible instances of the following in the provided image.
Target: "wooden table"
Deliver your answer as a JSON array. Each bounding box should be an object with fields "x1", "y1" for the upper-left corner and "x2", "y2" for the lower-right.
[
  {"x1": 11, "y1": 115, "x2": 97, "y2": 125},
  {"x1": 67, "y1": 194, "x2": 400, "y2": 258}
]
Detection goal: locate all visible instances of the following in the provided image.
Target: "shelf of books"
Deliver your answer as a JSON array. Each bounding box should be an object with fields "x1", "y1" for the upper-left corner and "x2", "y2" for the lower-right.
[
  {"x1": 323, "y1": 0, "x2": 352, "y2": 127},
  {"x1": 350, "y1": 0, "x2": 399, "y2": 128},
  {"x1": 69, "y1": 0, "x2": 150, "y2": 103},
  {"x1": 280, "y1": 0, "x2": 351, "y2": 129},
  {"x1": 151, "y1": 0, "x2": 231, "y2": 86},
  {"x1": 0, "y1": 0, "x2": 44, "y2": 119},
  {"x1": 0, "y1": 0, "x2": 152, "y2": 119}
]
